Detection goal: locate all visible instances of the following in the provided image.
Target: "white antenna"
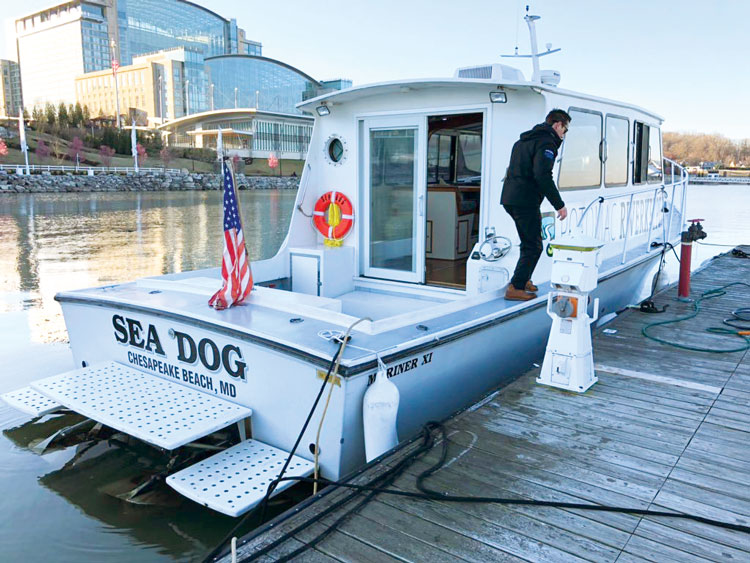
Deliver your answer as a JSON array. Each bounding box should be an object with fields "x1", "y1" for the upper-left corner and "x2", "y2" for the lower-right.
[{"x1": 501, "y1": 5, "x2": 561, "y2": 83}]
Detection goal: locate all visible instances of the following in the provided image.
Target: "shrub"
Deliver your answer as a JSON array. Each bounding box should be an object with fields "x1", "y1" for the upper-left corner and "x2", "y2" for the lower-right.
[{"x1": 99, "y1": 145, "x2": 115, "y2": 167}]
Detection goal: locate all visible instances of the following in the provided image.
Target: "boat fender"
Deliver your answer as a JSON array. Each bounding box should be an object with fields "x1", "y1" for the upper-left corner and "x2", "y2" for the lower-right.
[
  {"x1": 312, "y1": 191, "x2": 354, "y2": 246},
  {"x1": 363, "y1": 357, "x2": 399, "y2": 462}
]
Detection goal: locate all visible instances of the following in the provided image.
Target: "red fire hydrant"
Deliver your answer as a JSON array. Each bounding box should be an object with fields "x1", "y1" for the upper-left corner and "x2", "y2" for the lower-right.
[{"x1": 678, "y1": 219, "x2": 708, "y2": 301}]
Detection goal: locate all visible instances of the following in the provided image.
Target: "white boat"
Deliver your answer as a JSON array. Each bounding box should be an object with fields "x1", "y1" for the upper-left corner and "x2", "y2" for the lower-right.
[{"x1": 3, "y1": 14, "x2": 688, "y2": 518}]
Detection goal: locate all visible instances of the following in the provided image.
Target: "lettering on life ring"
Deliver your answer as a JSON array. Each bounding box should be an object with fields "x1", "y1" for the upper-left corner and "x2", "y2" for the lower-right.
[{"x1": 313, "y1": 191, "x2": 354, "y2": 245}]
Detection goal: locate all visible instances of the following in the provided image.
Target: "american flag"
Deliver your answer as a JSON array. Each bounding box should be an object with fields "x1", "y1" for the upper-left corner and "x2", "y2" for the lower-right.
[{"x1": 209, "y1": 160, "x2": 253, "y2": 310}]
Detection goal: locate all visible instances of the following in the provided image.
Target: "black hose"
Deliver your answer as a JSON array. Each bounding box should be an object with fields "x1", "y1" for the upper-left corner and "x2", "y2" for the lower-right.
[
  {"x1": 201, "y1": 342, "x2": 345, "y2": 563},
  {"x1": 234, "y1": 423, "x2": 750, "y2": 560}
]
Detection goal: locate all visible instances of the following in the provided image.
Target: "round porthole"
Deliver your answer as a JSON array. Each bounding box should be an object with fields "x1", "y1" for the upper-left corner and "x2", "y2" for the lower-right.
[{"x1": 324, "y1": 135, "x2": 347, "y2": 166}]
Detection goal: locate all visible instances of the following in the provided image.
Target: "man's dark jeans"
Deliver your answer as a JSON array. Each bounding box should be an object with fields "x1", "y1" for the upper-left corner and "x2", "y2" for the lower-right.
[{"x1": 504, "y1": 205, "x2": 543, "y2": 290}]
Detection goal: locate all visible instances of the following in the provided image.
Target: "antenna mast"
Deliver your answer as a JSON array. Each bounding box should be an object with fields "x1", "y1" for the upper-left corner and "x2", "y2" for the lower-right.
[{"x1": 502, "y1": 5, "x2": 560, "y2": 84}]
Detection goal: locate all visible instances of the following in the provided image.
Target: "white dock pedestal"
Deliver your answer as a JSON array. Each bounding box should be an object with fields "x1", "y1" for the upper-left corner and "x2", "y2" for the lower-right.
[
  {"x1": 166, "y1": 439, "x2": 314, "y2": 516},
  {"x1": 30, "y1": 361, "x2": 252, "y2": 450}
]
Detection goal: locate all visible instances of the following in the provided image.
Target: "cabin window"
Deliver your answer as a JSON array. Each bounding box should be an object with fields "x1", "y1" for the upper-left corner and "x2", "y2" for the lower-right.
[
  {"x1": 604, "y1": 115, "x2": 629, "y2": 186},
  {"x1": 633, "y1": 122, "x2": 662, "y2": 184},
  {"x1": 456, "y1": 133, "x2": 482, "y2": 184},
  {"x1": 558, "y1": 108, "x2": 602, "y2": 189},
  {"x1": 427, "y1": 134, "x2": 452, "y2": 183},
  {"x1": 648, "y1": 127, "x2": 663, "y2": 183}
]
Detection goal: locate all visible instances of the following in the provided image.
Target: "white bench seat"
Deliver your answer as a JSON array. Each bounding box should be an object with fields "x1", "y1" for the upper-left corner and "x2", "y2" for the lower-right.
[
  {"x1": 31, "y1": 361, "x2": 252, "y2": 450},
  {"x1": 166, "y1": 438, "x2": 315, "y2": 517}
]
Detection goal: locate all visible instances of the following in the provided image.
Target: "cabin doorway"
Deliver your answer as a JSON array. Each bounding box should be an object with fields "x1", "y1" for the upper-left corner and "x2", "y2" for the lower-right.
[
  {"x1": 425, "y1": 112, "x2": 483, "y2": 288},
  {"x1": 361, "y1": 111, "x2": 483, "y2": 289}
]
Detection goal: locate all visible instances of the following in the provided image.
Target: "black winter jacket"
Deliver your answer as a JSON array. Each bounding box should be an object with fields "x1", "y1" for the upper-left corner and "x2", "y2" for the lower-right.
[{"x1": 501, "y1": 123, "x2": 565, "y2": 210}]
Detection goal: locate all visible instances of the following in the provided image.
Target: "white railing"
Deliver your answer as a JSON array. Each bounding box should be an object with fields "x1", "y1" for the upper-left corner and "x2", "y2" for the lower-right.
[
  {"x1": 0, "y1": 164, "x2": 181, "y2": 174},
  {"x1": 575, "y1": 158, "x2": 689, "y2": 264}
]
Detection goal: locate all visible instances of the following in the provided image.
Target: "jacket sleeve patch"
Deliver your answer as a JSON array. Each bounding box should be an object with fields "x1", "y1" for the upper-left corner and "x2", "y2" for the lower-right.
[{"x1": 543, "y1": 149, "x2": 555, "y2": 160}]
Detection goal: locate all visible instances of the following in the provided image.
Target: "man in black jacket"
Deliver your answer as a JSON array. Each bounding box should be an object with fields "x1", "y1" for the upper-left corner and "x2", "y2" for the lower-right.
[{"x1": 501, "y1": 109, "x2": 570, "y2": 301}]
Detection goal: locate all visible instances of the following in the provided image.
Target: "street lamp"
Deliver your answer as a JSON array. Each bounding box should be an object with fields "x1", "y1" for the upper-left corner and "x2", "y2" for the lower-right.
[
  {"x1": 210, "y1": 83, "x2": 215, "y2": 111},
  {"x1": 110, "y1": 38, "x2": 122, "y2": 129}
]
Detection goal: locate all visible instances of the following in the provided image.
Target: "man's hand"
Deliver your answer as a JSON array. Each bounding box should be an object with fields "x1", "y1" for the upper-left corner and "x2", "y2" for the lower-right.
[{"x1": 557, "y1": 206, "x2": 568, "y2": 220}]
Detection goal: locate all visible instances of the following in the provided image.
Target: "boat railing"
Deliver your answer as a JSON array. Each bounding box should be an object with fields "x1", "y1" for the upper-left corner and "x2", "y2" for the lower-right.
[
  {"x1": 0, "y1": 164, "x2": 181, "y2": 174},
  {"x1": 575, "y1": 158, "x2": 688, "y2": 263}
]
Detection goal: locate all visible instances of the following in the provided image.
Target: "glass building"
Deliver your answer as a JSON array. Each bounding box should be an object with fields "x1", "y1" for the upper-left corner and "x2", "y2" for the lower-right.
[
  {"x1": 206, "y1": 55, "x2": 327, "y2": 115},
  {"x1": 15, "y1": 0, "x2": 261, "y2": 107},
  {"x1": 115, "y1": 0, "x2": 246, "y2": 66}
]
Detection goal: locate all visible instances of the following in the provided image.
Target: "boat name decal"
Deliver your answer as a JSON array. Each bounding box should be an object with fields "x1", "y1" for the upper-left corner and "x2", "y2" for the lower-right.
[
  {"x1": 367, "y1": 353, "x2": 433, "y2": 385},
  {"x1": 112, "y1": 314, "x2": 247, "y2": 382}
]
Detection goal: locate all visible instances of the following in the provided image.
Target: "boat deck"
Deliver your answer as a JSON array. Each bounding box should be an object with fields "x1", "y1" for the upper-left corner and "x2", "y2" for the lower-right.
[
  {"x1": 57, "y1": 240, "x2": 660, "y2": 375},
  {"x1": 223, "y1": 246, "x2": 750, "y2": 562}
]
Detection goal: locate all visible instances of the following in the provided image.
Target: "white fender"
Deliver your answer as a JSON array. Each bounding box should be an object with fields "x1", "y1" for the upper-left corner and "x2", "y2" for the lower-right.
[{"x1": 362, "y1": 360, "x2": 399, "y2": 462}]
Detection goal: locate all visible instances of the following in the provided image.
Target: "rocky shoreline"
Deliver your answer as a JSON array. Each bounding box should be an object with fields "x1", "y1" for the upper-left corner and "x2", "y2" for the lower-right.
[{"x1": 0, "y1": 170, "x2": 300, "y2": 193}]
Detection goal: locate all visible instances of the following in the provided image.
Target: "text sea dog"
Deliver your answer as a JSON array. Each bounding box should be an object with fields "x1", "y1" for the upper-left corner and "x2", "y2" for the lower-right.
[{"x1": 112, "y1": 314, "x2": 246, "y2": 397}]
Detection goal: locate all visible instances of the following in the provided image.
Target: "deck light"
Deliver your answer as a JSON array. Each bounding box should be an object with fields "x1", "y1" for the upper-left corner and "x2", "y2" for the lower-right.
[
  {"x1": 316, "y1": 105, "x2": 330, "y2": 116},
  {"x1": 489, "y1": 91, "x2": 507, "y2": 103}
]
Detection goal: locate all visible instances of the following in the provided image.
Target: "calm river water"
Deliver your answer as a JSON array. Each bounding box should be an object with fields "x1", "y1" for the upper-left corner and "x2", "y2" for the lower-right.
[{"x1": 0, "y1": 184, "x2": 748, "y2": 561}]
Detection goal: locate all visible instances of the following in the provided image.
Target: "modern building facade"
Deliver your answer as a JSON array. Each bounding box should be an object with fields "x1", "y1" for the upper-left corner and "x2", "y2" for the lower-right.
[
  {"x1": 15, "y1": 0, "x2": 261, "y2": 108},
  {"x1": 157, "y1": 108, "x2": 314, "y2": 160},
  {"x1": 206, "y1": 55, "x2": 330, "y2": 115},
  {"x1": 76, "y1": 47, "x2": 209, "y2": 125},
  {"x1": 77, "y1": 50, "x2": 350, "y2": 126},
  {"x1": 0, "y1": 60, "x2": 24, "y2": 118}
]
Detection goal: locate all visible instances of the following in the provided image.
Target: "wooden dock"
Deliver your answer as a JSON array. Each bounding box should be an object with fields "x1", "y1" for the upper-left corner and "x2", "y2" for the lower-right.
[{"x1": 223, "y1": 247, "x2": 750, "y2": 562}]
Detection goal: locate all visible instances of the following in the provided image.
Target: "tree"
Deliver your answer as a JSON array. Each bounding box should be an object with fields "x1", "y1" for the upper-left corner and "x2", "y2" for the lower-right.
[
  {"x1": 99, "y1": 145, "x2": 115, "y2": 167},
  {"x1": 32, "y1": 106, "x2": 45, "y2": 133},
  {"x1": 72, "y1": 103, "x2": 84, "y2": 129},
  {"x1": 45, "y1": 102, "x2": 56, "y2": 127},
  {"x1": 67, "y1": 136, "x2": 84, "y2": 165},
  {"x1": 36, "y1": 140, "x2": 51, "y2": 162},
  {"x1": 57, "y1": 102, "x2": 69, "y2": 129},
  {"x1": 82, "y1": 105, "x2": 91, "y2": 126},
  {"x1": 159, "y1": 147, "x2": 173, "y2": 168},
  {"x1": 136, "y1": 143, "x2": 147, "y2": 166},
  {"x1": 67, "y1": 104, "x2": 75, "y2": 127}
]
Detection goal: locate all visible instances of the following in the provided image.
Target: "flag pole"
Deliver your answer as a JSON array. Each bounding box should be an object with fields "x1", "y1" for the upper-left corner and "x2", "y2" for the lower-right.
[
  {"x1": 18, "y1": 109, "x2": 29, "y2": 175},
  {"x1": 130, "y1": 119, "x2": 138, "y2": 173}
]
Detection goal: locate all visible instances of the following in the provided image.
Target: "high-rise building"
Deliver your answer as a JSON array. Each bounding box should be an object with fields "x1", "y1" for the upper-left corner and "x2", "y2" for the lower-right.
[
  {"x1": 15, "y1": 0, "x2": 261, "y2": 109},
  {"x1": 75, "y1": 46, "x2": 208, "y2": 125},
  {"x1": 0, "y1": 59, "x2": 23, "y2": 118}
]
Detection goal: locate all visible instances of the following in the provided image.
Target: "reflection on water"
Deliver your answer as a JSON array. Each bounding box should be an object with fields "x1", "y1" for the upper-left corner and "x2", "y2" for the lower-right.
[
  {"x1": 0, "y1": 191, "x2": 295, "y2": 344},
  {"x1": 0, "y1": 184, "x2": 748, "y2": 562}
]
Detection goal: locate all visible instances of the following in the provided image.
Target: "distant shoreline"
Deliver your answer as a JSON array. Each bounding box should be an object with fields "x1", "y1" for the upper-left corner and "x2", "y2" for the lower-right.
[{"x1": 0, "y1": 170, "x2": 300, "y2": 193}]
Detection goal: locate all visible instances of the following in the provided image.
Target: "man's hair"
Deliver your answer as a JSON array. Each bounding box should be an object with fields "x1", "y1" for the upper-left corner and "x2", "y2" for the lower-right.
[{"x1": 545, "y1": 109, "x2": 571, "y2": 126}]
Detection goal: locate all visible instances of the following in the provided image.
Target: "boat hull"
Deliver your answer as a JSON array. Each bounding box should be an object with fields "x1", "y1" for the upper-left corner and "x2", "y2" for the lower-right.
[{"x1": 58, "y1": 253, "x2": 658, "y2": 480}]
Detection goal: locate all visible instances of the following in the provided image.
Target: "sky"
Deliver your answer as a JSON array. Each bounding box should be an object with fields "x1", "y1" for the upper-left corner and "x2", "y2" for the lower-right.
[{"x1": 2, "y1": 0, "x2": 748, "y2": 138}]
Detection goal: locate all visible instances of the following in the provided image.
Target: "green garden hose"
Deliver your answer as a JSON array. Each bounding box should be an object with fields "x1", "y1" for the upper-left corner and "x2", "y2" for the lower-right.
[{"x1": 642, "y1": 282, "x2": 750, "y2": 353}]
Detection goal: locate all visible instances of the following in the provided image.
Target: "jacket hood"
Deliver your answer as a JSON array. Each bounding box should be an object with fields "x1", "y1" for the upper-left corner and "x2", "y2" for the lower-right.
[{"x1": 519, "y1": 123, "x2": 562, "y2": 148}]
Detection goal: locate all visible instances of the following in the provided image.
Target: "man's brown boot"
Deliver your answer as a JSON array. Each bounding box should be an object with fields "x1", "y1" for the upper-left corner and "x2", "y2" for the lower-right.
[
  {"x1": 505, "y1": 285, "x2": 536, "y2": 301},
  {"x1": 525, "y1": 280, "x2": 538, "y2": 292}
]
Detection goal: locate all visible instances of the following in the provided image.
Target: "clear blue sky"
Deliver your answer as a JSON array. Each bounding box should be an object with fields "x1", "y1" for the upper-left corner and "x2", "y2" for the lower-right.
[{"x1": 3, "y1": 0, "x2": 748, "y2": 138}]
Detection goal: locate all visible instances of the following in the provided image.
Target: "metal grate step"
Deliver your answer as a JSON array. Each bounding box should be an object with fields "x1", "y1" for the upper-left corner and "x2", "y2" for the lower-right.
[
  {"x1": 166, "y1": 439, "x2": 315, "y2": 517},
  {"x1": 1, "y1": 386, "x2": 62, "y2": 416},
  {"x1": 32, "y1": 361, "x2": 252, "y2": 450}
]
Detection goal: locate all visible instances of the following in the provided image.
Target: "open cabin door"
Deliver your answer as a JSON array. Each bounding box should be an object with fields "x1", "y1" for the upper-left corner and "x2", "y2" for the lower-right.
[{"x1": 362, "y1": 116, "x2": 427, "y2": 283}]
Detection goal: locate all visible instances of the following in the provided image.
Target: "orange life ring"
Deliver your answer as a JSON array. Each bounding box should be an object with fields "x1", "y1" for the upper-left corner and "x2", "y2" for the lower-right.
[{"x1": 313, "y1": 191, "x2": 354, "y2": 241}]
